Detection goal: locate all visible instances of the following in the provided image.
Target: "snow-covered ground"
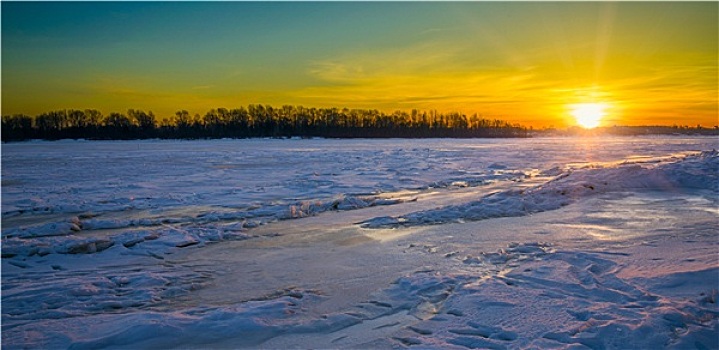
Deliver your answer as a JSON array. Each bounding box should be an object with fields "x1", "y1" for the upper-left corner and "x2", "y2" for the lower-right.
[{"x1": 2, "y1": 137, "x2": 717, "y2": 349}]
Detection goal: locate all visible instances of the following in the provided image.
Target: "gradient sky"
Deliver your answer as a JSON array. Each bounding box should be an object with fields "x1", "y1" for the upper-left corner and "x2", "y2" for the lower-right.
[{"x1": 2, "y1": 2, "x2": 717, "y2": 128}]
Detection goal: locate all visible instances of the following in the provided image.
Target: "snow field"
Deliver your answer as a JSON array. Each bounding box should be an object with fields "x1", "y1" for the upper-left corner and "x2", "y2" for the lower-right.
[
  {"x1": 362, "y1": 150, "x2": 718, "y2": 228},
  {"x1": 2, "y1": 137, "x2": 717, "y2": 349}
]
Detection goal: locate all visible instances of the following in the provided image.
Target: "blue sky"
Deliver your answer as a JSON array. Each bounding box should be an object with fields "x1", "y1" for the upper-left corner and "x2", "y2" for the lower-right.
[{"x1": 3, "y1": 2, "x2": 717, "y2": 127}]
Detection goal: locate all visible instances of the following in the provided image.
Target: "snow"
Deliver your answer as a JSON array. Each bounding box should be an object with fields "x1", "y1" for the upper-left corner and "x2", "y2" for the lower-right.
[
  {"x1": 2, "y1": 136, "x2": 718, "y2": 349},
  {"x1": 361, "y1": 150, "x2": 718, "y2": 228}
]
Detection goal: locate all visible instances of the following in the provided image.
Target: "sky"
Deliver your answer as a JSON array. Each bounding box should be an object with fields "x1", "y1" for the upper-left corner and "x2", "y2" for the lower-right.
[{"x1": 2, "y1": 2, "x2": 717, "y2": 128}]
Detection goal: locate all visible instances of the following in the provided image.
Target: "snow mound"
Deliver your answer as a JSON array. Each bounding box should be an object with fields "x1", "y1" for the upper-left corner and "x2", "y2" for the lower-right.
[
  {"x1": 1, "y1": 193, "x2": 409, "y2": 259},
  {"x1": 2, "y1": 264, "x2": 214, "y2": 330},
  {"x1": 362, "y1": 150, "x2": 718, "y2": 228},
  {"x1": 2, "y1": 217, "x2": 82, "y2": 238},
  {"x1": 1, "y1": 223, "x2": 254, "y2": 259},
  {"x1": 2, "y1": 288, "x2": 361, "y2": 350},
  {"x1": 382, "y1": 243, "x2": 718, "y2": 349}
]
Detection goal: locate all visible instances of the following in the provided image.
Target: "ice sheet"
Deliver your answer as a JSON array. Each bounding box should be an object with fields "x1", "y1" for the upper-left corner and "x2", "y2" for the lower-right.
[{"x1": 2, "y1": 136, "x2": 717, "y2": 349}]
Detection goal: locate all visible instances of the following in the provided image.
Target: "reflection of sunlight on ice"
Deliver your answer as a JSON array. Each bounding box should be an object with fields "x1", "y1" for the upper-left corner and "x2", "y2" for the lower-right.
[
  {"x1": 682, "y1": 196, "x2": 719, "y2": 215},
  {"x1": 565, "y1": 151, "x2": 702, "y2": 171},
  {"x1": 554, "y1": 223, "x2": 620, "y2": 241},
  {"x1": 568, "y1": 137, "x2": 599, "y2": 165},
  {"x1": 584, "y1": 230, "x2": 612, "y2": 240}
]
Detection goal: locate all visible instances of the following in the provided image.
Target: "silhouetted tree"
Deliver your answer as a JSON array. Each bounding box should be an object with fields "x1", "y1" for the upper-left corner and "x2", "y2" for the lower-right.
[
  {"x1": 104, "y1": 112, "x2": 133, "y2": 128},
  {"x1": 84, "y1": 109, "x2": 104, "y2": 128},
  {"x1": 11, "y1": 103, "x2": 668, "y2": 141},
  {"x1": 1, "y1": 114, "x2": 33, "y2": 140}
]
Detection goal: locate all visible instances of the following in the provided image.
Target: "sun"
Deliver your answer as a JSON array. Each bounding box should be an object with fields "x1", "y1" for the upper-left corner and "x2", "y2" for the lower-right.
[{"x1": 570, "y1": 103, "x2": 606, "y2": 129}]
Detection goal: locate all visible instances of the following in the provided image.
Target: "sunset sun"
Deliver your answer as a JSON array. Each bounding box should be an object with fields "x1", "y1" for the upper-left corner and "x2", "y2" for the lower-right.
[
  {"x1": 570, "y1": 103, "x2": 607, "y2": 129},
  {"x1": 1, "y1": 2, "x2": 718, "y2": 349}
]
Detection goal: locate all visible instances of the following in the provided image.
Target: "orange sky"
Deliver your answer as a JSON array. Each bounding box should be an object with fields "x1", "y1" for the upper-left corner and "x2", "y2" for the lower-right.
[{"x1": 3, "y1": 2, "x2": 717, "y2": 128}]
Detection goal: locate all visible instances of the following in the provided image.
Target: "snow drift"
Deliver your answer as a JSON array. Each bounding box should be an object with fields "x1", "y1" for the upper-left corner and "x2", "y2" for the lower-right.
[
  {"x1": 2, "y1": 138, "x2": 717, "y2": 349},
  {"x1": 362, "y1": 150, "x2": 718, "y2": 228}
]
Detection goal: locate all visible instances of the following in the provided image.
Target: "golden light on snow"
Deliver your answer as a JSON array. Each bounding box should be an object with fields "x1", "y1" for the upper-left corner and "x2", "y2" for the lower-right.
[{"x1": 570, "y1": 103, "x2": 607, "y2": 129}]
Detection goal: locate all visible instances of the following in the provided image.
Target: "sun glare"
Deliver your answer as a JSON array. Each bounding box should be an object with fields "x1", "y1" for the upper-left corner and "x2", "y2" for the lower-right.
[{"x1": 570, "y1": 103, "x2": 606, "y2": 129}]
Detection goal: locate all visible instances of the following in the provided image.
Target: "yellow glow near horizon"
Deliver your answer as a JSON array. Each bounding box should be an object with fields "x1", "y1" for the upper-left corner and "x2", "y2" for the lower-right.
[
  {"x1": 1, "y1": 2, "x2": 716, "y2": 128},
  {"x1": 570, "y1": 103, "x2": 607, "y2": 129}
]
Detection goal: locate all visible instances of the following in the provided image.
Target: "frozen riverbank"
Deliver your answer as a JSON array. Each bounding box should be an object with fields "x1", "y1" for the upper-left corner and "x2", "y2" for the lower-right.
[{"x1": 2, "y1": 137, "x2": 717, "y2": 349}]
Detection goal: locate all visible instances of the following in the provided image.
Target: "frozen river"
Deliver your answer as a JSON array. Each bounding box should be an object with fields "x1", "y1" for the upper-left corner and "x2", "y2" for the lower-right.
[
  {"x1": 2, "y1": 137, "x2": 715, "y2": 220},
  {"x1": 2, "y1": 136, "x2": 718, "y2": 349}
]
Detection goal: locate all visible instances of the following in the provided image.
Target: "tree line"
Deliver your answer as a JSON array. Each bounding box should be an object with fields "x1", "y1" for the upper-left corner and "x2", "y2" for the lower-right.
[{"x1": 1, "y1": 105, "x2": 530, "y2": 141}]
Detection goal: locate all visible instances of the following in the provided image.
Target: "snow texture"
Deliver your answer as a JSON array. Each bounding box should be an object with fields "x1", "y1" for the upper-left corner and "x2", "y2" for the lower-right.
[
  {"x1": 361, "y1": 150, "x2": 718, "y2": 228},
  {"x1": 2, "y1": 137, "x2": 717, "y2": 349}
]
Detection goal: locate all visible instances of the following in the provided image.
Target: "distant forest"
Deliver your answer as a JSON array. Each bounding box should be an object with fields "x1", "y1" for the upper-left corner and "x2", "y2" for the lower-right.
[
  {"x1": 1, "y1": 105, "x2": 530, "y2": 141},
  {"x1": 2, "y1": 105, "x2": 716, "y2": 142},
  {"x1": 550, "y1": 125, "x2": 718, "y2": 137}
]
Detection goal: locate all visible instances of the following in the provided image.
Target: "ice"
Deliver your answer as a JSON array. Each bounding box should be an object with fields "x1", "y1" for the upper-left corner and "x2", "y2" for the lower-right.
[
  {"x1": 361, "y1": 150, "x2": 718, "y2": 228},
  {"x1": 389, "y1": 249, "x2": 718, "y2": 349},
  {"x1": 4, "y1": 290, "x2": 329, "y2": 349},
  {"x1": 2, "y1": 136, "x2": 718, "y2": 349}
]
